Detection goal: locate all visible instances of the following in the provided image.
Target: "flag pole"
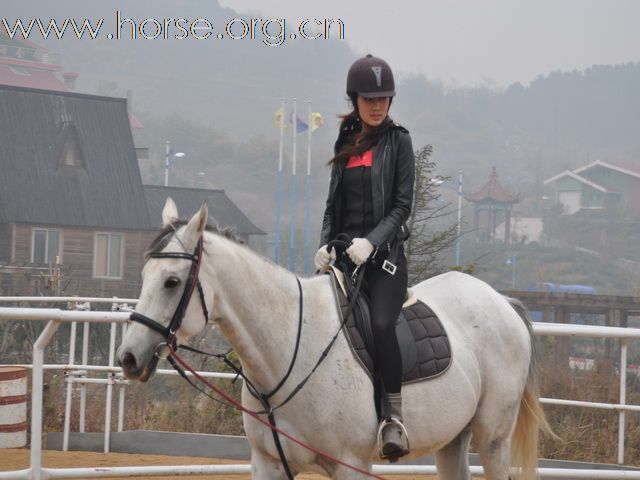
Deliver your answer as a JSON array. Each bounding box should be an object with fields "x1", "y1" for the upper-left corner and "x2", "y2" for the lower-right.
[
  {"x1": 303, "y1": 100, "x2": 313, "y2": 274},
  {"x1": 455, "y1": 169, "x2": 463, "y2": 267},
  {"x1": 289, "y1": 98, "x2": 298, "y2": 271},
  {"x1": 274, "y1": 97, "x2": 285, "y2": 265},
  {"x1": 164, "y1": 140, "x2": 171, "y2": 186}
]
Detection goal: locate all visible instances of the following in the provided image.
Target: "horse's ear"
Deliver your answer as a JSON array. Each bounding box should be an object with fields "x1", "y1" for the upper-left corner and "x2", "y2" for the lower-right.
[
  {"x1": 185, "y1": 202, "x2": 208, "y2": 238},
  {"x1": 162, "y1": 197, "x2": 179, "y2": 228}
]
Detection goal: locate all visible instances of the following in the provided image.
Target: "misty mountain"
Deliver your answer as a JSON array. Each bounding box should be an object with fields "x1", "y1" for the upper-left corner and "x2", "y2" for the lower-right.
[
  {"x1": 3, "y1": 1, "x2": 639, "y2": 233},
  {"x1": 3, "y1": 0, "x2": 352, "y2": 134}
]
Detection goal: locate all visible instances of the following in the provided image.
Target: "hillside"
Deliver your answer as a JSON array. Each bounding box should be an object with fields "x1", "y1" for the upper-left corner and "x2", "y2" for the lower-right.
[
  {"x1": 456, "y1": 240, "x2": 640, "y2": 296},
  {"x1": 544, "y1": 210, "x2": 640, "y2": 263}
]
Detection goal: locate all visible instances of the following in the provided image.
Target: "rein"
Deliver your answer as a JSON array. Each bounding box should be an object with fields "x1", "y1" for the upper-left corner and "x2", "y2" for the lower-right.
[
  {"x1": 128, "y1": 232, "x2": 384, "y2": 480},
  {"x1": 167, "y1": 347, "x2": 386, "y2": 480}
]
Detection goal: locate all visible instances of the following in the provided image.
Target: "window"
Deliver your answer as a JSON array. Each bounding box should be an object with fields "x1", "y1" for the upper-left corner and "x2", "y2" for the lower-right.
[
  {"x1": 31, "y1": 228, "x2": 61, "y2": 265},
  {"x1": 56, "y1": 122, "x2": 86, "y2": 168},
  {"x1": 94, "y1": 232, "x2": 124, "y2": 279}
]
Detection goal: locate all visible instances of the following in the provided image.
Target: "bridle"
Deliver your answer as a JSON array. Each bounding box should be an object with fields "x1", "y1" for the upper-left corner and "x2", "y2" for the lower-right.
[
  {"x1": 127, "y1": 231, "x2": 305, "y2": 478},
  {"x1": 129, "y1": 236, "x2": 208, "y2": 354}
]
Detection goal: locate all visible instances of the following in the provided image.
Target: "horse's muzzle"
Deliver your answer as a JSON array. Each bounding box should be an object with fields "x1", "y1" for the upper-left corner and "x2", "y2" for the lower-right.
[{"x1": 117, "y1": 349, "x2": 159, "y2": 382}]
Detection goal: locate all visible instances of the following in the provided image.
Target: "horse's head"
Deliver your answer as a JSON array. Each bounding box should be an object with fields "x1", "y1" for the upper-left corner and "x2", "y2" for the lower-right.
[{"x1": 117, "y1": 198, "x2": 211, "y2": 381}]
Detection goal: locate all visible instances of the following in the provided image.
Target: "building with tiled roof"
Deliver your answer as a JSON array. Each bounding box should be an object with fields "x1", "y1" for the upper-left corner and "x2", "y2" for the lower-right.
[{"x1": 0, "y1": 84, "x2": 263, "y2": 297}]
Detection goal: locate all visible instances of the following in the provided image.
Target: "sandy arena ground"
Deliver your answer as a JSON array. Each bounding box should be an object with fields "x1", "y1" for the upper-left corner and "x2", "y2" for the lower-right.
[{"x1": 0, "y1": 449, "x2": 440, "y2": 479}]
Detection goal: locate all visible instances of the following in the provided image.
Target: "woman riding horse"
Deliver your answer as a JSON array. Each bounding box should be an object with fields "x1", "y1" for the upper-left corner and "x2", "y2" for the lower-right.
[{"x1": 314, "y1": 54, "x2": 415, "y2": 461}]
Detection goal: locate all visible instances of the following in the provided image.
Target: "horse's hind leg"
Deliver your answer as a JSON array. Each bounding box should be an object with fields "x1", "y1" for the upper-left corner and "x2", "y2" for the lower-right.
[
  {"x1": 434, "y1": 426, "x2": 472, "y2": 480},
  {"x1": 474, "y1": 434, "x2": 512, "y2": 480},
  {"x1": 472, "y1": 399, "x2": 520, "y2": 479}
]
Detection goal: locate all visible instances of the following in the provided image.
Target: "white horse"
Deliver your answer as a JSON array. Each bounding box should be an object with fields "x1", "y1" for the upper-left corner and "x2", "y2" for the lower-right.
[{"x1": 117, "y1": 200, "x2": 549, "y2": 480}]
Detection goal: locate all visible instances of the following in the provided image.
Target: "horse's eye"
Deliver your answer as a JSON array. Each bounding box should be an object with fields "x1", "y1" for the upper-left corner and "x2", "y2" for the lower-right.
[{"x1": 164, "y1": 277, "x2": 180, "y2": 289}]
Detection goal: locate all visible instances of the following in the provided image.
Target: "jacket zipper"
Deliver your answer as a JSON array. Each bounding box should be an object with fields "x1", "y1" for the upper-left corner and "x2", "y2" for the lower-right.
[
  {"x1": 382, "y1": 145, "x2": 392, "y2": 251},
  {"x1": 381, "y1": 145, "x2": 388, "y2": 214}
]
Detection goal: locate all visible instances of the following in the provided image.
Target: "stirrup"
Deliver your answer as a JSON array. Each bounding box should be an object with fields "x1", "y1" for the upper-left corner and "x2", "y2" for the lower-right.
[{"x1": 376, "y1": 418, "x2": 410, "y2": 462}]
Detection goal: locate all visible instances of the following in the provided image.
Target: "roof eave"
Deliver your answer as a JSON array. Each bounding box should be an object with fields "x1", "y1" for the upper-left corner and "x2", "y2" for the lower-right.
[{"x1": 544, "y1": 170, "x2": 608, "y2": 192}]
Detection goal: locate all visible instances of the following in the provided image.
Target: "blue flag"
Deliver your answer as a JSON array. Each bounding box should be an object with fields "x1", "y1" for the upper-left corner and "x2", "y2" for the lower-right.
[{"x1": 289, "y1": 112, "x2": 309, "y2": 134}]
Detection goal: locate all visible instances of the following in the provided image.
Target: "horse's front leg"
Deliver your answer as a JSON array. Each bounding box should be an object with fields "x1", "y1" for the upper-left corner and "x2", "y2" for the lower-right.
[
  {"x1": 250, "y1": 449, "x2": 296, "y2": 480},
  {"x1": 331, "y1": 459, "x2": 374, "y2": 480}
]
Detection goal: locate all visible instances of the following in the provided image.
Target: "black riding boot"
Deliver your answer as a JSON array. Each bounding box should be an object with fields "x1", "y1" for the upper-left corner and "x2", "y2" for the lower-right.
[{"x1": 379, "y1": 391, "x2": 410, "y2": 462}]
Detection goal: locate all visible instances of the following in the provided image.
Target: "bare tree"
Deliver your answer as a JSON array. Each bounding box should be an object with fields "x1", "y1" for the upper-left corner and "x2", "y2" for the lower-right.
[{"x1": 405, "y1": 145, "x2": 459, "y2": 285}]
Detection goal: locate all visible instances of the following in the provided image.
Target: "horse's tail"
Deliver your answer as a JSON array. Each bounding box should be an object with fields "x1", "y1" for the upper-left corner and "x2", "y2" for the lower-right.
[{"x1": 506, "y1": 297, "x2": 555, "y2": 480}]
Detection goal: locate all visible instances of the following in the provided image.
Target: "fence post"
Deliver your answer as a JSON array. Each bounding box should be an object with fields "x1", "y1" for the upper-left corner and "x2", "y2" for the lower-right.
[
  {"x1": 618, "y1": 339, "x2": 627, "y2": 464},
  {"x1": 62, "y1": 321, "x2": 77, "y2": 451},
  {"x1": 104, "y1": 321, "x2": 117, "y2": 453},
  {"x1": 79, "y1": 321, "x2": 90, "y2": 433},
  {"x1": 31, "y1": 320, "x2": 61, "y2": 480}
]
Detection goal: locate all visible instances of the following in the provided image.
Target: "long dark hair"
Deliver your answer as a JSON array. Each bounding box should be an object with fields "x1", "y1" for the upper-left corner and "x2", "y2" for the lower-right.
[{"x1": 329, "y1": 93, "x2": 393, "y2": 165}]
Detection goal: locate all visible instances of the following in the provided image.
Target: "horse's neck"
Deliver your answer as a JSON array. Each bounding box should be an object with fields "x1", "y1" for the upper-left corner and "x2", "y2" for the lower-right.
[{"x1": 203, "y1": 237, "x2": 333, "y2": 391}]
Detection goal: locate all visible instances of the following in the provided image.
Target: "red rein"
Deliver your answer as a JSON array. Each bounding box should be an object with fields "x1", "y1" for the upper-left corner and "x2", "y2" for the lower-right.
[{"x1": 168, "y1": 348, "x2": 388, "y2": 480}]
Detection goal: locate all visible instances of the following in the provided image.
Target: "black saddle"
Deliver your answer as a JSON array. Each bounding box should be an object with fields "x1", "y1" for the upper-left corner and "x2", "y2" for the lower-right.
[{"x1": 328, "y1": 268, "x2": 452, "y2": 384}]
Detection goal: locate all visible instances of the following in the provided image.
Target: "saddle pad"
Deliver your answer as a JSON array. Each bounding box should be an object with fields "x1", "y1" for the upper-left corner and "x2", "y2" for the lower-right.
[
  {"x1": 329, "y1": 271, "x2": 452, "y2": 384},
  {"x1": 399, "y1": 301, "x2": 452, "y2": 383}
]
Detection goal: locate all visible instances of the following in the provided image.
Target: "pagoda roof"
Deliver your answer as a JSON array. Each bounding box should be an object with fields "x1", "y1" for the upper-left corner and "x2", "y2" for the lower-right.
[{"x1": 465, "y1": 167, "x2": 520, "y2": 203}]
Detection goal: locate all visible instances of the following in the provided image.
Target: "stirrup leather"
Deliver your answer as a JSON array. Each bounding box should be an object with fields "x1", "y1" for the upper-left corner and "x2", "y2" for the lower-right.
[{"x1": 376, "y1": 418, "x2": 410, "y2": 461}]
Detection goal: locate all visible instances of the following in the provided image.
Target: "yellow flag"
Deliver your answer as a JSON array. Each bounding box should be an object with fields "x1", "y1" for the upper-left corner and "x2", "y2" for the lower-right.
[
  {"x1": 274, "y1": 107, "x2": 287, "y2": 129},
  {"x1": 311, "y1": 112, "x2": 324, "y2": 131}
]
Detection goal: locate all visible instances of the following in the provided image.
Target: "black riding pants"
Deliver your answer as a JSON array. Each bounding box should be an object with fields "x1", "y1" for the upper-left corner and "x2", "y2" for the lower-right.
[{"x1": 363, "y1": 253, "x2": 407, "y2": 394}]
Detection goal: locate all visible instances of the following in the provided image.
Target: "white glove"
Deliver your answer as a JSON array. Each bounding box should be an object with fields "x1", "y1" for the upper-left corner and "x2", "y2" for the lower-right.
[
  {"x1": 346, "y1": 238, "x2": 374, "y2": 266},
  {"x1": 314, "y1": 245, "x2": 336, "y2": 272}
]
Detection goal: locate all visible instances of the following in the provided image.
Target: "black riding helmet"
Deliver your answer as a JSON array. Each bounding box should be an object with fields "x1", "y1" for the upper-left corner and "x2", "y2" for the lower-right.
[{"x1": 346, "y1": 54, "x2": 396, "y2": 98}]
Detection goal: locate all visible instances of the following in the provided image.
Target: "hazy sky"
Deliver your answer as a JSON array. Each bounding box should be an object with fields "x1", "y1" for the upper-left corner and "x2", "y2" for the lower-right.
[{"x1": 219, "y1": 0, "x2": 640, "y2": 87}]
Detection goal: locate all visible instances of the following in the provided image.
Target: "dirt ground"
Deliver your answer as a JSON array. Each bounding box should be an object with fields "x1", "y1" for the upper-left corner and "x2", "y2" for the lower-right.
[{"x1": 0, "y1": 449, "x2": 439, "y2": 479}]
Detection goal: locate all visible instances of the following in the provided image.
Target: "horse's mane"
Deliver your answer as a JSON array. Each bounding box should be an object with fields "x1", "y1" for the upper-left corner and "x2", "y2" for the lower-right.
[{"x1": 145, "y1": 221, "x2": 242, "y2": 260}]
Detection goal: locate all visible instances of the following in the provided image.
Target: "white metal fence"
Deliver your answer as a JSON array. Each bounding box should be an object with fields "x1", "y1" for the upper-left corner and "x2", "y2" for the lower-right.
[{"x1": 0, "y1": 297, "x2": 639, "y2": 479}]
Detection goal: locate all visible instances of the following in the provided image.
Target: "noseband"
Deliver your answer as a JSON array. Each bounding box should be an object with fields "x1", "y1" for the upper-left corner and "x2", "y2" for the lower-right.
[{"x1": 129, "y1": 236, "x2": 208, "y2": 352}]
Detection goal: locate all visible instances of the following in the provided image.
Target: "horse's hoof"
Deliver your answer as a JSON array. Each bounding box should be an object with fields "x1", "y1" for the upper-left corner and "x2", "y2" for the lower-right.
[{"x1": 378, "y1": 419, "x2": 410, "y2": 462}]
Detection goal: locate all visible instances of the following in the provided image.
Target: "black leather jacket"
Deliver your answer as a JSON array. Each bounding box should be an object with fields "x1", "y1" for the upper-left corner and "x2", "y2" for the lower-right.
[{"x1": 320, "y1": 123, "x2": 415, "y2": 263}]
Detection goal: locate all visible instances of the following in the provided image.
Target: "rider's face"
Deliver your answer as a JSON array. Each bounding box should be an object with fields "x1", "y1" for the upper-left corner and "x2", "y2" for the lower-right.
[{"x1": 357, "y1": 95, "x2": 390, "y2": 129}]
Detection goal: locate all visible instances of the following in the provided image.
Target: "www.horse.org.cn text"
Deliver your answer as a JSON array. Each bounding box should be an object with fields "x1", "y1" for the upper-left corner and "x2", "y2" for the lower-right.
[{"x1": 1, "y1": 12, "x2": 346, "y2": 47}]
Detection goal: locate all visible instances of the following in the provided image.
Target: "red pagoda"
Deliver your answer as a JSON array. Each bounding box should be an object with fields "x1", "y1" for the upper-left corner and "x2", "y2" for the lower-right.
[{"x1": 465, "y1": 167, "x2": 520, "y2": 244}]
